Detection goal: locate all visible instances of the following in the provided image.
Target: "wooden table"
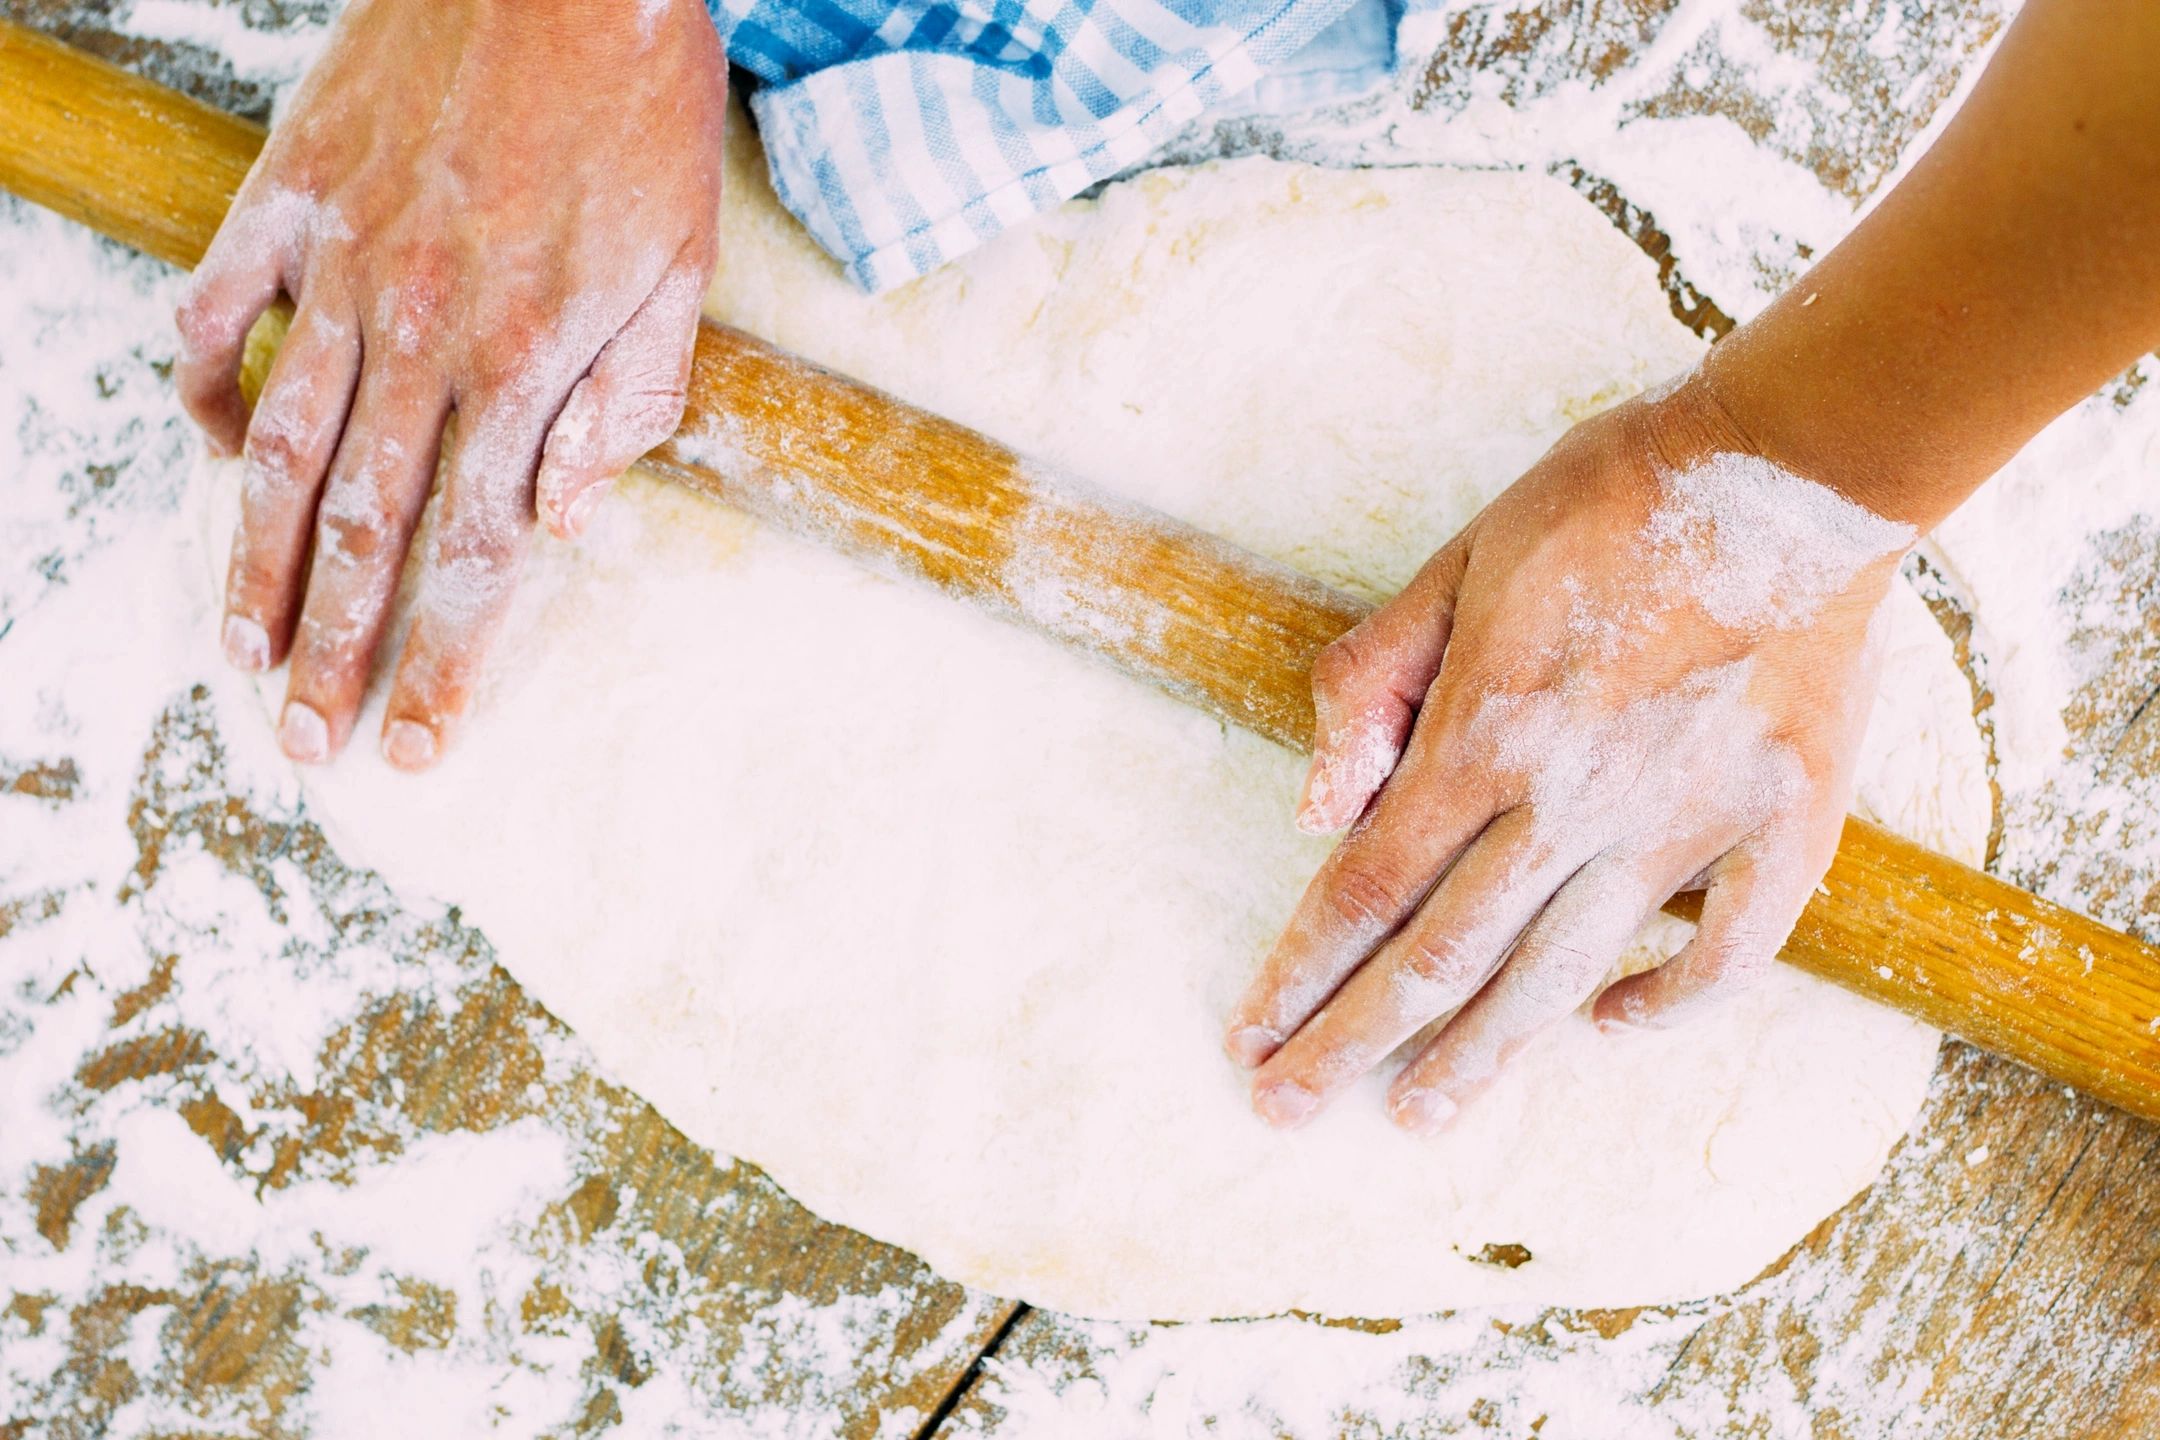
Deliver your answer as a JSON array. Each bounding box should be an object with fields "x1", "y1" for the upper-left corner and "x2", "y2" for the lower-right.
[{"x1": 2, "y1": 1, "x2": 2153, "y2": 1435}]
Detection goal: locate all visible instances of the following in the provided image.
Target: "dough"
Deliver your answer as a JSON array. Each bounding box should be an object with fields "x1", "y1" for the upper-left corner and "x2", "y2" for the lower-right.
[{"x1": 200, "y1": 119, "x2": 1990, "y2": 1320}]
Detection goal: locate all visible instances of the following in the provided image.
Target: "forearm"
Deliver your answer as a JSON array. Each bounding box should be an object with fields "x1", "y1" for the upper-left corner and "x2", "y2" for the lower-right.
[{"x1": 1695, "y1": 0, "x2": 2160, "y2": 530}]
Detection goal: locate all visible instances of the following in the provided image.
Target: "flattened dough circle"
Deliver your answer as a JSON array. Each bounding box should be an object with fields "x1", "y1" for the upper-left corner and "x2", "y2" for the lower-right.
[{"x1": 202, "y1": 123, "x2": 1989, "y2": 1320}]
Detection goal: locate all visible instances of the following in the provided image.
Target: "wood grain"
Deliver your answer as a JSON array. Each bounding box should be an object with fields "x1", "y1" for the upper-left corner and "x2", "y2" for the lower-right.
[
  {"x1": 0, "y1": 15, "x2": 255, "y2": 272},
  {"x1": 3, "y1": 13, "x2": 2156, "y2": 1122}
]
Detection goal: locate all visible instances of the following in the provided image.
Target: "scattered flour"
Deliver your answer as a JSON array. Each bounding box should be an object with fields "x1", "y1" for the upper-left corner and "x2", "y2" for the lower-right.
[
  {"x1": 121, "y1": 0, "x2": 330, "y2": 94},
  {"x1": 5, "y1": 0, "x2": 2155, "y2": 1434}
]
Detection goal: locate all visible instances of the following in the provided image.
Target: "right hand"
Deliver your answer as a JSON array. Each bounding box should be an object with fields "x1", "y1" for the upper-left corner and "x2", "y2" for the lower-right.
[
  {"x1": 177, "y1": 0, "x2": 727, "y2": 771},
  {"x1": 1223, "y1": 385, "x2": 1914, "y2": 1133}
]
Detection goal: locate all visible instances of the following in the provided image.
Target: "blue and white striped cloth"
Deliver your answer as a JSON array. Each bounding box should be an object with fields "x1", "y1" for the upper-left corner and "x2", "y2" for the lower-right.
[{"x1": 708, "y1": 0, "x2": 1403, "y2": 291}]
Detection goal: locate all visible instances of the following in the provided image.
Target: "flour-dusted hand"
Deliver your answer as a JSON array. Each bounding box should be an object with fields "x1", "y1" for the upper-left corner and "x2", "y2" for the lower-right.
[
  {"x1": 1223, "y1": 386, "x2": 1917, "y2": 1133},
  {"x1": 1222, "y1": 0, "x2": 2160, "y2": 1133},
  {"x1": 175, "y1": 0, "x2": 726, "y2": 770}
]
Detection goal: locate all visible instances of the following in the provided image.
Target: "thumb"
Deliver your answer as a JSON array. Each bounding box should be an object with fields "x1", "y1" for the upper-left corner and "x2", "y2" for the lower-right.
[
  {"x1": 1297, "y1": 534, "x2": 1468, "y2": 834},
  {"x1": 536, "y1": 260, "x2": 706, "y2": 539}
]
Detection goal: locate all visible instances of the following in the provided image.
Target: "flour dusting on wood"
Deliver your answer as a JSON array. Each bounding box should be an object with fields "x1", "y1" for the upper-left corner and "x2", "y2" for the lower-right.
[{"x1": 4, "y1": 1, "x2": 2158, "y2": 1437}]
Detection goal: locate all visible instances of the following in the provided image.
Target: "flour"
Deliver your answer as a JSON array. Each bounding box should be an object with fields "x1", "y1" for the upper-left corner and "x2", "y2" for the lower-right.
[
  {"x1": 1924, "y1": 372, "x2": 2160, "y2": 924},
  {"x1": 1646, "y1": 451, "x2": 1916, "y2": 630},
  {"x1": 0, "y1": 196, "x2": 197, "y2": 623},
  {"x1": 1, "y1": 172, "x2": 996, "y2": 1439},
  {"x1": 1149, "y1": 0, "x2": 2014, "y2": 332},
  {"x1": 1296, "y1": 700, "x2": 1403, "y2": 834},
  {"x1": 9, "y1": 0, "x2": 2151, "y2": 1429},
  {"x1": 121, "y1": 0, "x2": 330, "y2": 93}
]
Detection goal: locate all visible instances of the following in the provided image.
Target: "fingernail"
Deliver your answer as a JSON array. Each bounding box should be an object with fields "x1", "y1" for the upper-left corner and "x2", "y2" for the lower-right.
[
  {"x1": 1596, "y1": 993, "x2": 1652, "y2": 1036},
  {"x1": 222, "y1": 615, "x2": 269, "y2": 671},
  {"x1": 1294, "y1": 766, "x2": 1332, "y2": 835},
  {"x1": 1254, "y1": 1080, "x2": 1318, "y2": 1130},
  {"x1": 1389, "y1": 1088, "x2": 1457, "y2": 1136},
  {"x1": 1294, "y1": 803, "x2": 1338, "y2": 837},
  {"x1": 562, "y1": 483, "x2": 606, "y2": 537},
  {"x1": 1224, "y1": 1025, "x2": 1279, "y2": 1069},
  {"x1": 537, "y1": 475, "x2": 571, "y2": 535},
  {"x1": 382, "y1": 719, "x2": 438, "y2": 772},
  {"x1": 279, "y1": 702, "x2": 329, "y2": 763}
]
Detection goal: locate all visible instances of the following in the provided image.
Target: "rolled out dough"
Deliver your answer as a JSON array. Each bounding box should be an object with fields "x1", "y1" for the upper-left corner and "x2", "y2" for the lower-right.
[{"x1": 201, "y1": 119, "x2": 1990, "y2": 1320}]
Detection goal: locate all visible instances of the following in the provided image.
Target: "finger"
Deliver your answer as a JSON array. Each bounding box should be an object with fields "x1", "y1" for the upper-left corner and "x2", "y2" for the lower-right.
[
  {"x1": 377, "y1": 406, "x2": 548, "y2": 771},
  {"x1": 1386, "y1": 856, "x2": 1670, "y2": 1133},
  {"x1": 275, "y1": 367, "x2": 451, "y2": 764},
  {"x1": 1224, "y1": 732, "x2": 1501, "y2": 1071},
  {"x1": 1297, "y1": 536, "x2": 1470, "y2": 835},
  {"x1": 534, "y1": 262, "x2": 705, "y2": 539},
  {"x1": 1245, "y1": 809, "x2": 1573, "y2": 1129},
  {"x1": 221, "y1": 302, "x2": 362, "y2": 673},
  {"x1": 175, "y1": 234, "x2": 287, "y2": 457},
  {"x1": 1591, "y1": 843, "x2": 1817, "y2": 1033}
]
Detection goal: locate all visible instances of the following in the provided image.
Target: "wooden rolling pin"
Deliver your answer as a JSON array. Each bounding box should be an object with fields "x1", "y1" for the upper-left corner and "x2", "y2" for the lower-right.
[{"x1": 6, "y1": 18, "x2": 2159, "y2": 1121}]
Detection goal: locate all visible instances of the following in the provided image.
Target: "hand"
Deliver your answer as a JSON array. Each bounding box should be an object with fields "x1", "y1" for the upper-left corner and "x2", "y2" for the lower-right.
[
  {"x1": 1221, "y1": 385, "x2": 1916, "y2": 1133},
  {"x1": 176, "y1": 0, "x2": 726, "y2": 770}
]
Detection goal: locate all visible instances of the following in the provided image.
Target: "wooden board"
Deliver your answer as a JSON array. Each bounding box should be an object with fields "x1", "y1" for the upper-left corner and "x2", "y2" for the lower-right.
[{"x1": 2, "y1": 1, "x2": 2154, "y2": 1436}]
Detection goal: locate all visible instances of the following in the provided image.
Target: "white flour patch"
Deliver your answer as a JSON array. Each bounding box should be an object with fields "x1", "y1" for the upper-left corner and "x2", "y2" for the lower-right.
[
  {"x1": 1645, "y1": 451, "x2": 1915, "y2": 630},
  {"x1": 122, "y1": 0, "x2": 330, "y2": 92}
]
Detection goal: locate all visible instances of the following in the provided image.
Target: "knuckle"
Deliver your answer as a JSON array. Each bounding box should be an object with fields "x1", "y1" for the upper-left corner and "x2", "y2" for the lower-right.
[
  {"x1": 173, "y1": 294, "x2": 215, "y2": 349},
  {"x1": 294, "y1": 601, "x2": 373, "y2": 662},
  {"x1": 633, "y1": 385, "x2": 690, "y2": 431},
  {"x1": 620, "y1": 387, "x2": 689, "y2": 451},
  {"x1": 374, "y1": 279, "x2": 449, "y2": 355},
  {"x1": 1724, "y1": 936, "x2": 1777, "y2": 980},
  {"x1": 1326, "y1": 855, "x2": 1414, "y2": 933},
  {"x1": 467, "y1": 344, "x2": 542, "y2": 411},
  {"x1": 1699, "y1": 937, "x2": 1772, "y2": 991},
  {"x1": 243, "y1": 419, "x2": 310, "y2": 488},
  {"x1": 1310, "y1": 633, "x2": 1368, "y2": 699},
  {"x1": 226, "y1": 541, "x2": 283, "y2": 598},
  {"x1": 435, "y1": 470, "x2": 529, "y2": 551},
  {"x1": 396, "y1": 242, "x2": 455, "y2": 295},
  {"x1": 174, "y1": 263, "x2": 227, "y2": 325},
  {"x1": 434, "y1": 515, "x2": 519, "y2": 572},
  {"x1": 318, "y1": 477, "x2": 403, "y2": 565},
  {"x1": 421, "y1": 522, "x2": 523, "y2": 629},
  {"x1": 174, "y1": 297, "x2": 236, "y2": 366},
  {"x1": 1398, "y1": 933, "x2": 1469, "y2": 989},
  {"x1": 1539, "y1": 938, "x2": 1613, "y2": 990}
]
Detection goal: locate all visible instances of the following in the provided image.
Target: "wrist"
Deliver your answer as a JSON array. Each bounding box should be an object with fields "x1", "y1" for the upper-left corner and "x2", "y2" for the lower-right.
[
  {"x1": 1636, "y1": 370, "x2": 1763, "y2": 478},
  {"x1": 1630, "y1": 372, "x2": 1917, "y2": 625},
  {"x1": 1688, "y1": 301, "x2": 1952, "y2": 534}
]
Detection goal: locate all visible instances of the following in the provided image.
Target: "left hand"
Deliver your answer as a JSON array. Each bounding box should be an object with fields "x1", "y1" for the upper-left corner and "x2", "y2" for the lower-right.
[
  {"x1": 1220, "y1": 383, "x2": 1915, "y2": 1134},
  {"x1": 176, "y1": 0, "x2": 727, "y2": 770}
]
